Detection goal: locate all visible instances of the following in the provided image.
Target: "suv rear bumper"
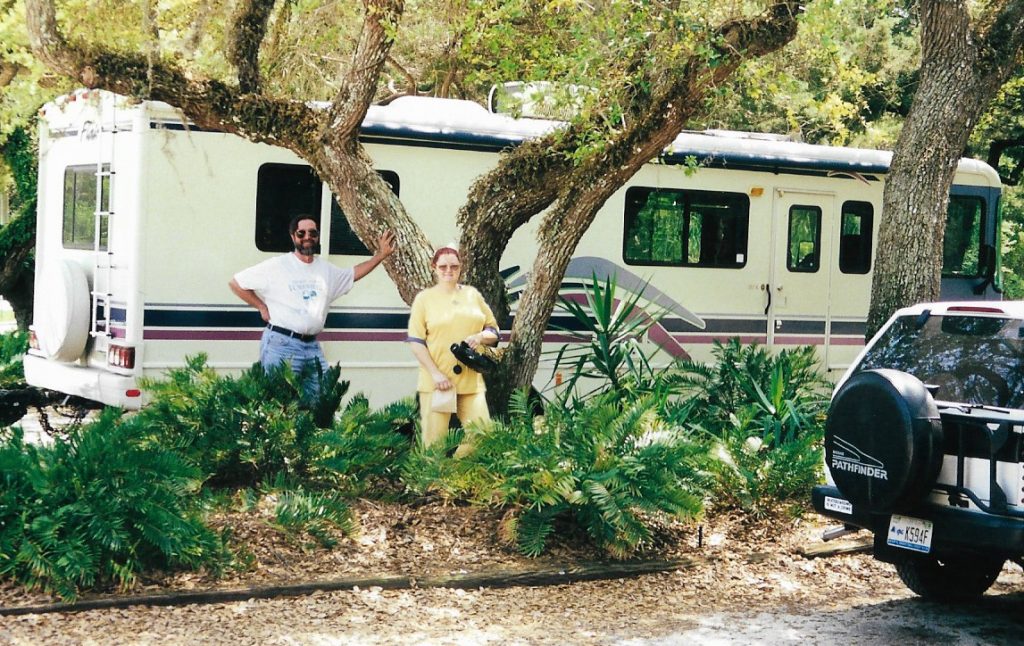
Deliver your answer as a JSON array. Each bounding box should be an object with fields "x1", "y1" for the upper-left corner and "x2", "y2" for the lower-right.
[{"x1": 812, "y1": 485, "x2": 1024, "y2": 559}]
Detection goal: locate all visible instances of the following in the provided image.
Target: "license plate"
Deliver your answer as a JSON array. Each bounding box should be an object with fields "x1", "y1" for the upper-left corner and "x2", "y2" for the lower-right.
[{"x1": 887, "y1": 514, "x2": 933, "y2": 553}]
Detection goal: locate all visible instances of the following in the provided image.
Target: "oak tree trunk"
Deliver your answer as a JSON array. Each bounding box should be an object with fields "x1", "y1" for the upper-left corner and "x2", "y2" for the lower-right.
[{"x1": 868, "y1": 0, "x2": 1024, "y2": 336}]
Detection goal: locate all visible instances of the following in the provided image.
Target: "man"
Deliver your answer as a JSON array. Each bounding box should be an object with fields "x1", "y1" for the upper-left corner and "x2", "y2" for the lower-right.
[{"x1": 229, "y1": 214, "x2": 396, "y2": 399}]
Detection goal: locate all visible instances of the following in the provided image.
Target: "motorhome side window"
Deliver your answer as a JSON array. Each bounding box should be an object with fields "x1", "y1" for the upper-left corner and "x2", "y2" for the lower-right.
[
  {"x1": 255, "y1": 163, "x2": 398, "y2": 255},
  {"x1": 623, "y1": 187, "x2": 749, "y2": 268},
  {"x1": 943, "y1": 195, "x2": 984, "y2": 277},
  {"x1": 839, "y1": 201, "x2": 873, "y2": 274},
  {"x1": 786, "y1": 205, "x2": 821, "y2": 272},
  {"x1": 62, "y1": 165, "x2": 109, "y2": 250}
]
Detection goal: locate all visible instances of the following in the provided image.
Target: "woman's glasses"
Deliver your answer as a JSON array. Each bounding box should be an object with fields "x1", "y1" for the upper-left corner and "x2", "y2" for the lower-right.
[
  {"x1": 294, "y1": 229, "x2": 319, "y2": 239},
  {"x1": 436, "y1": 264, "x2": 460, "y2": 272}
]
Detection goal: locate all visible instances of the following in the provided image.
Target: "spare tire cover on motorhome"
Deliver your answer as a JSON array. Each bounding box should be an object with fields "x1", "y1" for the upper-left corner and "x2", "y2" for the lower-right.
[
  {"x1": 825, "y1": 369, "x2": 943, "y2": 512},
  {"x1": 36, "y1": 259, "x2": 91, "y2": 362}
]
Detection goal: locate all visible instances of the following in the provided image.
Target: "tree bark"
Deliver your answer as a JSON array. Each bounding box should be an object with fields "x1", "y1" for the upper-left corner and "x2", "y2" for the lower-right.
[{"x1": 867, "y1": 0, "x2": 1024, "y2": 337}]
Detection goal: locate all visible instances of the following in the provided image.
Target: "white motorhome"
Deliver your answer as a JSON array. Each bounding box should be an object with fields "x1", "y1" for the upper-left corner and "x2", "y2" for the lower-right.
[{"x1": 24, "y1": 89, "x2": 1003, "y2": 409}]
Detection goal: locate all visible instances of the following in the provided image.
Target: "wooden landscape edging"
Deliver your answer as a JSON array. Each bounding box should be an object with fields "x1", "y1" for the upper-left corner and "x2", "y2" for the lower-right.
[{"x1": 0, "y1": 557, "x2": 706, "y2": 617}]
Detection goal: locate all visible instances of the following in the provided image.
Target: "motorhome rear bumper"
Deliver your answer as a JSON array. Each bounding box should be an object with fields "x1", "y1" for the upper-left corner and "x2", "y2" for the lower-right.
[{"x1": 24, "y1": 354, "x2": 143, "y2": 409}]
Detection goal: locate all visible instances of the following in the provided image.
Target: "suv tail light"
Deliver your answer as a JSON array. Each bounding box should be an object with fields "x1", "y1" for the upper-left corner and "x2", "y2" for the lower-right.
[
  {"x1": 107, "y1": 344, "x2": 136, "y2": 369},
  {"x1": 28, "y1": 329, "x2": 39, "y2": 350}
]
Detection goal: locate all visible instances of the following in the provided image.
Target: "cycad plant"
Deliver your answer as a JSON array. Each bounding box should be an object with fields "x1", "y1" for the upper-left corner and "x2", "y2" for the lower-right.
[
  {"x1": 669, "y1": 339, "x2": 829, "y2": 514},
  {"x1": 137, "y1": 355, "x2": 348, "y2": 487},
  {"x1": 316, "y1": 395, "x2": 417, "y2": 496},
  {"x1": 406, "y1": 390, "x2": 704, "y2": 557},
  {"x1": 670, "y1": 338, "x2": 828, "y2": 445},
  {"x1": 0, "y1": 411, "x2": 228, "y2": 601}
]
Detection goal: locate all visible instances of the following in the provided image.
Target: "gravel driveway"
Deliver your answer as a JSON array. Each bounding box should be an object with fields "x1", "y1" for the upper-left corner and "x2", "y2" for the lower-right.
[{"x1": 5, "y1": 518, "x2": 1024, "y2": 645}]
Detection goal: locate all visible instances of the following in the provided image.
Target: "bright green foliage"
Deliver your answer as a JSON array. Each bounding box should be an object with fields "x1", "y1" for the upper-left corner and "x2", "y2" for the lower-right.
[
  {"x1": 702, "y1": 414, "x2": 823, "y2": 518},
  {"x1": 136, "y1": 355, "x2": 347, "y2": 488},
  {"x1": 265, "y1": 480, "x2": 358, "y2": 549},
  {"x1": 671, "y1": 339, "x2": 828, "y2": 443},
  {"x1": 707, "y1": 0, "x2": 920, "y2": 146},
  {"x1": 316, "y1": 395, "x2": 417, "y2": 496},
  {"x1": 0, "y1": 329, "x2": 27, "y2": 388},
  {"x1": 405, "y1": 390, "x2": 705, "y2": 558},
  {"x1": 0, "y1": 411, "x2": 228, "y2": 601},
  {"x1": 671, "y1": 340, "x2": 829, "y2": 515},
  {"x1": 549, "y1": 273, "x2": 665, "y2": 402}
]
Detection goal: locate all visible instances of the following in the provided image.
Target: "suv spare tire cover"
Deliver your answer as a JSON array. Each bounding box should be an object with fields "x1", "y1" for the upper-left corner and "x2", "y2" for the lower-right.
[
  {"x1": 826, "y1": 368, "x2": 942, "y2": 512},
  {"x1": 36, "y1": 259, "x2": 91, "y2": 362}
]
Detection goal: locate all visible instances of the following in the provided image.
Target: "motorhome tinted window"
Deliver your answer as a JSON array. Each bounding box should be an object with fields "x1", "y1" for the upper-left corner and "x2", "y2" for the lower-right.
[
  {"x1": 623, "y1": 187, "x2": 748, "y2": 268},
  {"x1": 62, "y1": 165, "x2": 109, "y2": 250},
  {"x1": 839, "y1": 201, "x2": 873, "y2": 274},
  {"x1": 255, "y1": 164, "x2": 400, "y2": 254},
  {"x1": 255, "y1": 164, "x2": 323, "y2": 252},
  {"x1": 787, "y1": 205, "x2": 821, "y2": 272},
  {"x1": 329, "y1": 170, "x2": 400, "y2": 256},
  {"x1": 943, "y1": 195, "x2": 984, "y2": 277}
]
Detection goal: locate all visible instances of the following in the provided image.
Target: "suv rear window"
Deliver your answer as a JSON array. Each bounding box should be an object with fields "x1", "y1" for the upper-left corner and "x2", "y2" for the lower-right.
[{"x1": 854, "y1": 313, "x2": 1024, "y2": 408}]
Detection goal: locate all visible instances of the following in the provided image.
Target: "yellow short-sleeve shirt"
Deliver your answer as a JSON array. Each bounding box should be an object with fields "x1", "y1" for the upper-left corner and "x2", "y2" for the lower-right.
[{"x1": 407, "y1": 284, "x2": 499, "y2": 394}]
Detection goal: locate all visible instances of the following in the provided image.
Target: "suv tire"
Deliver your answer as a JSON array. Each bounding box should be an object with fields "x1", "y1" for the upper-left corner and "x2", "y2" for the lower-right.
[
  {"x1": 896, "y1": 556, "x2": 1003, "y2": 600},
  {"x1": 825, "y1": 369, "x2": 943, "y2": 512}
]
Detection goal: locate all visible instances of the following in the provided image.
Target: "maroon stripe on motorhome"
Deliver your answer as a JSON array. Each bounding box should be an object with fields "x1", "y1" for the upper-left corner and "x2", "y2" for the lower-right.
[
  {"x1": 144, "y1": 330, "x2": 265, "y2": 341},
  {"x1": 772, "y1": 336, "x2": 826, "y2": 345},
  {"x1": 671, "y1": 335, "x2": 769, "y2": 345},
  {"x1": 144, "y1": 329, "x2": 414, "y2": 342},
  {"x1": 828, "y1": 337, "x2": 867, "y2": 346}
]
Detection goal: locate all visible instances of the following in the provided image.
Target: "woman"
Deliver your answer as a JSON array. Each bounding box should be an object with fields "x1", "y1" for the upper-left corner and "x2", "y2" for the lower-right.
[{"x1": 406, "y1": 246, "x2": 499, "y2": 455}]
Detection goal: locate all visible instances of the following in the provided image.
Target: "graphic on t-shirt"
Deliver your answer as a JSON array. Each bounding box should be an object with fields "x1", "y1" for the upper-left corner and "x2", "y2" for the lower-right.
[{"x1": 289, "y1": 279, "x2": 321, "y2": 302}]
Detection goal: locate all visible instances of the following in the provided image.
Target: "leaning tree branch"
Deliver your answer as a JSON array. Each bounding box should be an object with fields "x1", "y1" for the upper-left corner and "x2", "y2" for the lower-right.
[
  {"x1": 229, "y1": 0, "x2": 277, "y2": 94},
  {"x1": 326, "y1": 0, "x2": 404, "y2": 143},
  {"x1": 24, "y1": 0, "x2": 320, "y2": 156}
]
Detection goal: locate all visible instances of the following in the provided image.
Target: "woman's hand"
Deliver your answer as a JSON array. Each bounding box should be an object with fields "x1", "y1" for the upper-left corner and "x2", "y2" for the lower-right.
[
  {"x1": 466, "y1": 331, "x2": 497, "y2": 349},
  {"x1": 432, "y1": 372, "x2": 453, "y2": 391}
]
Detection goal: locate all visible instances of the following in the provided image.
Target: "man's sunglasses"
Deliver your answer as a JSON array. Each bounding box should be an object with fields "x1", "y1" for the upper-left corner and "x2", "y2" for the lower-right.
[{"x1": 294, "y1": 229, "x2": 320, "y2": 239}]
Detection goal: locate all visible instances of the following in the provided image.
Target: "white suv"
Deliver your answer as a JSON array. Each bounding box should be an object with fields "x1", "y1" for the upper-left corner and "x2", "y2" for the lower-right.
[{"x1": 813, "y1": 301, "x2": 1024, "y2": 599}]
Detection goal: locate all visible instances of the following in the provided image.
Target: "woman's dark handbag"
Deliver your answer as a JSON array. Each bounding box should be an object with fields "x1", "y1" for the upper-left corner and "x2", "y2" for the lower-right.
[{"x1": 450, "y1": 342, "x2": 498, "y2": 374}]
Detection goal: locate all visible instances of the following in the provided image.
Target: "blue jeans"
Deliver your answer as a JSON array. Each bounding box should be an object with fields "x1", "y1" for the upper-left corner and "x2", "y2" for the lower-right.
[{"x1": 259, "y1": 328, "x2": 327, "y2": 401}]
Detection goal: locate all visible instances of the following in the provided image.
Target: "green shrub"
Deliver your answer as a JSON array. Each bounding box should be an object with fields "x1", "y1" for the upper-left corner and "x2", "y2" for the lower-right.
[
  {"x1": 670, "y1": 339, "x2": 828, "y2": 441},
  {"x1": 316, "y1": 395, "x2": 416, "y2": 496},
  {"x1": 670, "y1": 339, "x2": 828, "y2": 514},
  {"x1": 136, "y1": 355, "x2": 347, "y2": 488},
  {"x1": 0, "y1": 329, "x2": 28, "y2": 388},
  {"x1": 0, "y1": 410, "x2": 228, "y2": 601},
  {"x1": 701, "y1": 408, "x2": 823, "y2": 518},
  {"x1": 267, "y1": 481, "x2": 358, "y2": 549},
  {"x1": 405, "y1": 391, "x2": 704, "y2": 558}
]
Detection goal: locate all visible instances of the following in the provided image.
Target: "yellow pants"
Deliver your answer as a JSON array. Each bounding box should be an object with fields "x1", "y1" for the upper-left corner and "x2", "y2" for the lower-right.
[{"x1": 418, "y1": 390, "x2": 491, "y2": 457}]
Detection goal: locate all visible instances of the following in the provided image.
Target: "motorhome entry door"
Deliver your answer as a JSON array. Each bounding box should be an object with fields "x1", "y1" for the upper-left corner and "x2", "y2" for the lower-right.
[{"x1": 767, "y1": 189, "x2": 835, "y2": 358}]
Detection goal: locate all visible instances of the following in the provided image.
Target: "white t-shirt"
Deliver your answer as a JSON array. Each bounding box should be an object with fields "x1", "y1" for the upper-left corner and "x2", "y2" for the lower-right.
[{"x1": 234, "y1": 254, "x2": 355, "y2": 335}]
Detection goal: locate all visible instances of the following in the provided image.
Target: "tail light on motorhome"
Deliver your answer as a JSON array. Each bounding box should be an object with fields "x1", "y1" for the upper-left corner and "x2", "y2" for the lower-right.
[
  {"x1": 107, "y1": 344, "x2": 135, "y2": 369},
  {"x1": 27, "y1": 329, "x2": 39, "y2": 351}
]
